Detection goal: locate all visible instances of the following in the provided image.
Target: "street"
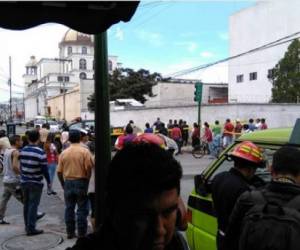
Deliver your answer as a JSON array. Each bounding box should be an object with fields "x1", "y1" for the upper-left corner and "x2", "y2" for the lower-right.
[
  {"x1": 0, "y1": 149, "x2": 213, "y2": 250},
  {"x1": 0, "y1": 125, "x2": 212, "y2": 204}
]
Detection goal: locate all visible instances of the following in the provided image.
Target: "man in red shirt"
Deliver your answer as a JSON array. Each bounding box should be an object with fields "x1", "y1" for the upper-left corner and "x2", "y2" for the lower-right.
[
  {"x1": 171, "y1": 124, "x2": 182, "y2": 155},
  {"x1": 203, "y1": 122, "x2": 213, "y2": 155},
  {"x1": 223, "y1": 119, "x2": 234, "y2": 148}
]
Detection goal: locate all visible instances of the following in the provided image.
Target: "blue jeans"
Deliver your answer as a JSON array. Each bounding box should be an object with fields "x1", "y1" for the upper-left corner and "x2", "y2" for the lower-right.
[
  {"x1": 64, "y1": 179, "x2": 89, "y2": 236},
  {"x1": 21, "y1": 183, "x2": 43, "y2": 233},
  {"x1": 47, "y1": 163, "x2": 57, "y2": 189}
]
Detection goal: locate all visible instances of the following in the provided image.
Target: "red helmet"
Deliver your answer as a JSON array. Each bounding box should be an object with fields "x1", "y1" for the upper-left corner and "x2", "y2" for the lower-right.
[
  {"x1": 132, "y1": 133, "x2": 165, "y2": 148},
  {"x1": 230, "y1": 141, "x2": 264, "y2": 164}
]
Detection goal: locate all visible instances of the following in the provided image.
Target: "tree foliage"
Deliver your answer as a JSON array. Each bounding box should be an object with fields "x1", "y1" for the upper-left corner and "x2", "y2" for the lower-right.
[
  {"x1": 271, "y1": 39, "x2": 300, "y2": 103},
  {"x1": 88, "y1": 68, "x2": 161, "y2": 112}
]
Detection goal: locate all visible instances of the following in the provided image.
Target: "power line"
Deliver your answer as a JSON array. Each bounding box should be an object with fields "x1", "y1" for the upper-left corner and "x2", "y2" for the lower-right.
[
  {"x1": 0, "y1": 86, "x2": 24, "y2": 95},
  {"x1": 130, "y1": 3, "x2": 174, "y2": 29},
  {"x1": 168, "y1": 31, "x2": 300, "y2": 78}
]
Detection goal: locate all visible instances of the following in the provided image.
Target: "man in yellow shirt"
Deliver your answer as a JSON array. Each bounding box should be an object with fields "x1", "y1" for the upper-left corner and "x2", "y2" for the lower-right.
[{"x1": 57, "y1": 129, "x2": 94, "y2": 239}]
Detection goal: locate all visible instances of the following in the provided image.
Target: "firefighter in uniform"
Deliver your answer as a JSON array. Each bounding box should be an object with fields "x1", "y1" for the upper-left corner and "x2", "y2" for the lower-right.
[{"x1": 211, "y1": 141, "x2": 265, "y2": 250}]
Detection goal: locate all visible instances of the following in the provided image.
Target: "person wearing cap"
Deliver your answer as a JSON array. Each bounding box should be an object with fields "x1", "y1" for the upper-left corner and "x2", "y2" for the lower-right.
[
  {"x1": 226, "y1": 146, "x2": 300, "y2": 250},
  {"x1": 211, "y1": 141, "x2": 265, "y2": 250},
  {"x1": 57, "y1": 129, "x2": 94, "y2": 239}
]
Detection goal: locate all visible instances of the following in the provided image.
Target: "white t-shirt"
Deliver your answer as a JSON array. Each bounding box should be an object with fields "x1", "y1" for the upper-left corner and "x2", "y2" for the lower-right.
[{"x1": 3, "y1": 148, "x2": 20, "y2": 184}]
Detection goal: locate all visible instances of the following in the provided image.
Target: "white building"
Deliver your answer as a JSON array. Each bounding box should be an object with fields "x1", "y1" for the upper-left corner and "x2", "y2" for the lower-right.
[
  {"x1": 145, "y1": 80, "x2": 228, "y2": 107},
  {"x1": 24, "y1": 29, "x2": 120, "y2": 120},
  {"x1": 228, "y1": 0, "x2": 300, "y2": 103}
]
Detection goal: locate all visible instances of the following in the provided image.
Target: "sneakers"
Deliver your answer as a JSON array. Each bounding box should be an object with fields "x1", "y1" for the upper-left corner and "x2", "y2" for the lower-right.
[
  {"x1": 27, "y1": 229, "x2": 44, "y2": 236},
  {"x1": 0, "y1": 219, "x2": 9, "y2": 225},
  {"x1": 37, "y1": 212, "x2": 46, "y2": 220}
]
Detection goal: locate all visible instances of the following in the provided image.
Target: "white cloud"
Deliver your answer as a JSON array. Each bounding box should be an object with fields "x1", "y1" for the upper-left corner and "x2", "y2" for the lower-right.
[
  {"x1": 218, "y1": 32, "x2": 229, "y2": 41},
  {"x1": 175, "y1": 41, "x2": 198, "y2": 53},
  {"x1": 135, "y1": 30, "x2": 164, "y2": 47},
  {"x1": 200, "y1": 51, "x2": 214, "y2": 58},
  {"x1": 115, "y1": 27, "x2": 124, "y2": 41},
  {"x1": 162, "y1": 59, "x2": 202, "y2": 77},
  {"x1": 187, "y1": 42, "x2": 198, "y2": 52}
]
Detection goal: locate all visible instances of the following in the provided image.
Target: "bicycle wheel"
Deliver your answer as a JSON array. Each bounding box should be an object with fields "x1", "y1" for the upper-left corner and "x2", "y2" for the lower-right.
[{"x1": 192, "y1": 145, "x2": 205, "y2": 158}]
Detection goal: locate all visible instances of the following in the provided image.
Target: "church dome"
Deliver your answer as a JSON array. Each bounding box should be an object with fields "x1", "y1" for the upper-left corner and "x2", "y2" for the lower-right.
[
  {"x1": 25, "y1": 56, "x2": 37, "y2": 67},
  {"x1": 60, "y1": 29, "x2": 94, "y2": 46}
]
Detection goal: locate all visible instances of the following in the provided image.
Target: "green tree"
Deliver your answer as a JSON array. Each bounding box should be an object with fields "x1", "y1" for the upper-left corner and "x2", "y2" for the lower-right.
[
  {"x1": 271, "y1": 39, "x2": 300, "y2": 103},
  {"x1": 88, "y1": 68, "x2": 161, "y2": 112}
]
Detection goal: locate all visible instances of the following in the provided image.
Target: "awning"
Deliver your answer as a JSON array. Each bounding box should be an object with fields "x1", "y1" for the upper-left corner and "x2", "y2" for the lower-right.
[{"x1": 0, "y1": 1, "x2": 139, "y2": 34}]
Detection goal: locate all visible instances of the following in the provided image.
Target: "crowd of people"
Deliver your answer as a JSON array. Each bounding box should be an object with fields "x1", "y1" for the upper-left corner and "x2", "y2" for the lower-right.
[
  {"x1": 0, "y1": 126, "x2": 96, "y2": 238},
  {"x1": 0, "y1": 114, "x2": 299, "y2": 250},
  {"x1": 115, "y1": 117, "x2": 268, "y2": 159},
  {"x1": 0, "y1": 123, "x2": 191, "y2": 250}
]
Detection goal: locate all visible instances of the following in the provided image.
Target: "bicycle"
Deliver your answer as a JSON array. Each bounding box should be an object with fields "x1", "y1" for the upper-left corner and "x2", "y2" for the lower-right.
[{"x1": 192, "y1": 140, "x2": 209, "y2": 159}]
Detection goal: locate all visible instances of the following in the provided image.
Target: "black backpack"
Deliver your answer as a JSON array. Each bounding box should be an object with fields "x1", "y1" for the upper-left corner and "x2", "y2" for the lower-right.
[{"x1": 239, "y1": 190, "x2": 300, "y2": 250}]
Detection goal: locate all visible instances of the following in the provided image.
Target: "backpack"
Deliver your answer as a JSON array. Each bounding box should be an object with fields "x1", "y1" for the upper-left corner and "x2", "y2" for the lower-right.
[{"x1": 239, "y1": 190, "x2": 300, "y2": 250}]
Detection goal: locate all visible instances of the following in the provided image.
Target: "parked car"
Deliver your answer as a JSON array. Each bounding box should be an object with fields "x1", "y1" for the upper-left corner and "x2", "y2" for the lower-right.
[
  {"x1": 48, "y1": 120, "x2": 60, "y2": 133},
  {"x1": 186, "y1": 120, "x2": 300, "y2": 250},
  {"x1": 68, "y1": 120, "x2": 95, "y2": 132},
  {"x1": 67, "y1": 120, "x2": 124, "y2": 148},
  {"x1": 34, "y1": 119, "x2": 46, "y2": 128}
]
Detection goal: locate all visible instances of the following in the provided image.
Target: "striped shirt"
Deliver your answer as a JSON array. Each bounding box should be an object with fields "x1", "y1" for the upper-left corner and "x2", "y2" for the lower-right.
[
  {"x1": 20, "y1": 144, "x2": 50, "y2": 186},
  {"x1": 0, "y1": 153, "x2": 3, "y2": 174}
]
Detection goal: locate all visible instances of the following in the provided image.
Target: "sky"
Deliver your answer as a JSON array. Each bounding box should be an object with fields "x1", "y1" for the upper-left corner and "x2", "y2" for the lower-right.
[{"x1": 0, "y1": 1, "x2": 255, "y2": 102}]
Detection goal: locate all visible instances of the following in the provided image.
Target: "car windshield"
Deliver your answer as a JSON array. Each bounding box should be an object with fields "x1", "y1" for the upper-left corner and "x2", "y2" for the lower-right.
[
  {"x1": 69, "y1": 123, "x2": 82, "y2": 130},
  {"x1": 207, "y1": 146, "x2": 277, "y2": 184},
  {"x1": 35, "y1": 119, "x2": 46, "y2": 124},
  {"x1": 48, "y1": 121, "x2": 57, "y2": 125}
]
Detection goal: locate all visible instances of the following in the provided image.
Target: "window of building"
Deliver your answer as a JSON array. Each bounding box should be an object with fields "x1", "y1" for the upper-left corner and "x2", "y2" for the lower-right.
[
  {"x1": 236, "y1": 74, "x2": 244, "y2": 83},
  {"x1": 79, "y1": 72, "x2": 87, "y2": 79},
  {"x1": 108, "y1": 60, "x2": 113, "y2": 71},
  {"x1": 58, "y1": 76, "x2": 70, "y2": 82},
  {"x1": 67, "y1": 46, "x2": 72, "y2": 55},
  {"x1": 82, "y1": 47, "x2": 87, "y2": 54},
  {"x1": 249, "y1": 72, "x2": 257, "y2": 81},
  {"x1": 267, "y1": 69, "x2": 274, "y2": 79},
  {"x1": 79, "y1": 59, "x2": 87, "y2": 70}
]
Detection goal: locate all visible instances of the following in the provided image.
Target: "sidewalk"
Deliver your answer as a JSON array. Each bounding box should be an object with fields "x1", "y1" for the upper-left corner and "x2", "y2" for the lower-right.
[{"x1": 0, "y1": 177, "x2": 78, "y2": 250}]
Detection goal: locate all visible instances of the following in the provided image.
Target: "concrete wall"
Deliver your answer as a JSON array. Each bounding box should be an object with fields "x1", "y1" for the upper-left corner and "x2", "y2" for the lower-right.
[
  {"x1": 146, "y1": 82, "x2": 228, "y2": 107},
  {"x1": 47, "y1": 88, "x2": 80, "y2": 121},
  {"x1": 229, "y1": 0, "x2": 300, "y2": 103},
  {"x1": 110, "y1": 103, "x2": 300, "y2": 129}
]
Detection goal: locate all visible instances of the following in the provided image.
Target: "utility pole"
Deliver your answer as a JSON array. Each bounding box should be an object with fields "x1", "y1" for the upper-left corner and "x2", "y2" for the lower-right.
[
  {"x1": 62, "y1": 60, "x2": 66, "y2": 120},
  {"x1": 9, "y1": 56, "x2": 12, "y2": 122}
]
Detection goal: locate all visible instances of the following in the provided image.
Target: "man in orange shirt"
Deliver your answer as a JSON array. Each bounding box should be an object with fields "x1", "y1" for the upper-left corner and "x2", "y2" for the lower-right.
[{"x1": 57, "y1": 130, "x2": 94, "y2": 239}]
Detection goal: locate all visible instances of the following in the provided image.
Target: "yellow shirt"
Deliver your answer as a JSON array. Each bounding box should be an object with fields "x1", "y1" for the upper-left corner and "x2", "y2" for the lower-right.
[{"x1": 57, "y1": 143, "x2": 94, "y2": 180}]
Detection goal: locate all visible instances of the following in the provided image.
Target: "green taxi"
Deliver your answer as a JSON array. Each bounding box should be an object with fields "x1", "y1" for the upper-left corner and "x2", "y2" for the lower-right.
[{"x1": 186, "y1": 120, "x2": 300, "y2": 250}]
